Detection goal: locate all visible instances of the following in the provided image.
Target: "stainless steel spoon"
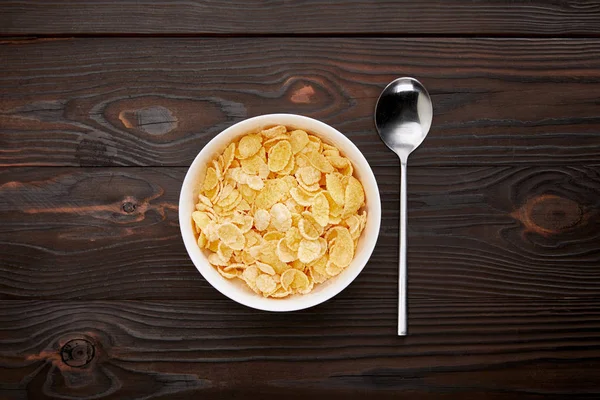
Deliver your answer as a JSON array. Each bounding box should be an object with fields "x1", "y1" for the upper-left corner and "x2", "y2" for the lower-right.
[{"x1": 375, "y1": 77, "x2": 433, "y2": 336}]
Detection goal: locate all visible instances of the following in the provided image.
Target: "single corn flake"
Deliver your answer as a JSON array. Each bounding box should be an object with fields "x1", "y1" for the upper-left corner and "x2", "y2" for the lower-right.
[
  {"x1": 217, "y1": 223, "x2": 246, "y2": 251},
  {"x1": 236, "y1": 198, "x2": 251, "y2": 212},
  {"x1": 218, "y1": 189, "x2": 241, "y2": 210},
  {"x1": 290, "y1": 187, "x2": 316, "y2": 207},
  {"x1": 276, "y1": 152, "x2": 295, "y2": 176},
  {"x1": 230, "y1": 167, "x2": 250, "y2": 185},
  {"x1": 302, "y1": 211, "x2": 324, "y2": 235},
  {"x1": 237, "y1": 134, "x2": 263, "y2": 159},
  {"x1": 216, "y1": 184, "x2": 234, "y2": 204},
  {"x1": 255, "y1": 261, "x2": 276, "y2": 275},
  {"x1": 256, "y1": 274, "x2": 278, "y2": 296},
  {"x1": 325, "y1": 173, "x2": 345, "y2": 206},
  {"x1": 310, "y1": 192, "x2": 330, "y2": 227},
  {"x1": 328, "y1": 226, "x2": 354, "y2": 267},
  {"x1": 267, "y1": 140, "x2": 293, "y2": 172},
  {"x1": 216, "y1": 265, "x2": 240, "y2": 279},
  {"x1": 316, "y1": 237, "x2": 328, "y2": 260},
  {"x1": 291, "y1": 259, "x2": 305, "y2": 271},
  {"x1": 192, "y1": 211, "x2": 212, "y2": 232},
  {"x1": 217, "y1": 241, "x2": 233, "y2": 262},
  {"x1": 323, "y1": 191, "x2": 343, "y2": 219},
  {"x1": 339, "y1": 160, "x2": 353, "y2": 176},
  {"x1": 345, "y1": 215, "x2": 361, "y2": 239},
  {"x1": 212, "y1": 159, "x2": 222, "y2": 179},
  {"x1": 204, "y1": 222, "x2": 219, "y2": 242},
  {"x1": 342, "y1": 176, "x2": 365, "y2": 218},
  {"x1": 239, "y1": 184, "x2": 257, "y2": 204},
  {"x1": 327, "y1": 155, "x2": 350, "y2": 169},
  {"x1": 307, "y1": 134, "x2": 322, "y2": 148},
  {"x1": 243, "y1": 264, "x2": 260, "y2": 281},
  {"x1": 298, "y1": 180, "x2": 321, "y2": 193},
  {"x1": 206, "y1": 182, "x2": 221, "y2": 203},
  {"x1": 325, "y1": 259, "x2": 345, "y2": 277},
  {"x1": 263, "y1": 133, "x2": 288, "y2": 146},
  {"x1": 247, "y1": 175, "x2": 264, "y2": 190},
  {"x1": 270, "y1": 286, "x2": 291, "y2": 298},
  {"x1": 197, "y1": 232, "x2": 207, "y2": 249},
  {"x1": 306, "y1": 151, "x2": 334, "y2": 173},
  {"x1": 284, "y1": 197, "x2": 303, "y2": 214},
  {"x1": 207, "y1": 240, "x2": 219, "y2": 253},
  {"x1": 302, "y1": 138, "x2": 321, "y2": 154},
  {"x1": 208, "y1": 252, "x2": 229, "y2": 267},
  {"x1": 298, "y1": 239, "x2": 321, "y2": 264},
  {"x1": 298, "y1": 217, "x2": 319, "y2": 241},
  {"x1": 244, "y1": 230, "x2": 262, "y2": 247},
  {"x1": 198, "y1": 194, "x2": 213, "y2": 208},
  {"x1": 310, "y1": 256, "x2": 329, "y2": 283},
  {"x1": 261, "y1": 125, "x2": 287, "y2": 138},
  {"x1": 358, "y1": 210, "x2": 367, "y2": 232},
  {"x1": 232, "y1": 213, "x2": 254, "y2": 233},
  {"x1": 221, "y1": 142, "x2": 236, "y2": 172},
  {"x1": 263, "y1": 231, "x2": 285, "y2": 242},
  {"x1": 290, "y1": 129, "x2": 309, "y2": 154},
  {"x1": 295, "y1": 153, "x2": 310, "y2": 168},
  {"x1": 254, "y1": 178, "x2": 288, "y2": 209},
  {"x1": 296, "y1": 166, "x2": 321, "y2": 186},
  {"x1": 258, "y1": 162, "x2": 270, "y2": 179},
  {"x1": 276, "y1": 238, "x2": 298, "y2": 263},
  {"x1": 242, "y1": 265, "x2": 261, "y2": 293},
  {"x1": 323, "y1": 146, "x2": 339, "y2": 157},
  {"x1": 285, "y1": 226, "x2": 302, "y2": 252},
  {"x1": 203, "y1": 167, "x2": 219, "y2": 191},
  {"x1": 254, "y1": 209, "x2": 271, "y2": 231},
  {"x1": 281, "y1": 269, "x2": 310, "y2": 293},
  {"x1": 240, "y1": 153, "x2": 267, "y2": 175},
  {"x1": 270, "y1": 202, "x2": 292, "y2": 232}
]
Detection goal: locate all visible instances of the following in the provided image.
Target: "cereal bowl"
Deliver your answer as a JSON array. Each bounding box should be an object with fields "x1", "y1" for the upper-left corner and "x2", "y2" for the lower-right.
[{"x1": 179, "y1": 114, "x2": 381, "y2": 311}]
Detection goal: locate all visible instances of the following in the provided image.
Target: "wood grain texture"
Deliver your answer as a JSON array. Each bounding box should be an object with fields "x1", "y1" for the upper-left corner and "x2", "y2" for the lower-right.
[
  {"x1": 2, "y1": 2, "x2": 598, "y2": 398},
  {"x1": 1, "y1": 0, "x2": 600, "y2": 36},
  {"x1": 1, "y1": 299, "x2": 600, "y2": 399},
  {"x1": 2, "y1": 38, "x2": 600, "y2": 167},
  {"x1": 1, "y1": 166, "x2": 598, "y2": 300}
]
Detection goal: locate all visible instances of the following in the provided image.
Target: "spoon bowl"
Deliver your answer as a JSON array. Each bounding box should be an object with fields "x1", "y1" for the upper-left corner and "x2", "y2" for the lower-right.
[
  {"x1": 374, "y1": 77, "x2": 433, "y2": 335},
  {"x1": 376, "y1": 78, "x2": 433, "y2": 160}
]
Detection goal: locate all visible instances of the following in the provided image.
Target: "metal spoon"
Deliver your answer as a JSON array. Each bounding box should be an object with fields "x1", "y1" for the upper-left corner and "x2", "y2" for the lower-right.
[{"x1": 374, "y1": 77, "x2": 433, "y2": 336}]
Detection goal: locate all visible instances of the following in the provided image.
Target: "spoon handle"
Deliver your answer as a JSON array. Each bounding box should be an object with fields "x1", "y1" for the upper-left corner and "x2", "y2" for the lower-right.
[{"x1": 399, "y1": 160, "x2": 408, "y2": 336}]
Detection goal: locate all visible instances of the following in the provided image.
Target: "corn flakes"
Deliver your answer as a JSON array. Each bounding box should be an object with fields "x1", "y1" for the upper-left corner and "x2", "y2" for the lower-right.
[{"x1": 192, "y1": 125, "x2": 368, "y2": 298}]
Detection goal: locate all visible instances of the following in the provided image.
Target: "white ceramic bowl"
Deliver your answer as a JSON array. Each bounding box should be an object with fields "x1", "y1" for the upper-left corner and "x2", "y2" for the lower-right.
[{"x1": 179, "y1": 114, "x2": 381, "y2": 311}]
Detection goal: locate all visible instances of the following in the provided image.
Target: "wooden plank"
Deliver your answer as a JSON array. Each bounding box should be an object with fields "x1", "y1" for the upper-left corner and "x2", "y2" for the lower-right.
[
  {"x1": 1, "y1": 299, "x2": 600, "y2": 399},
  {"x1": 1, "y1": 166, "x2": 598, "y2": 300},
  {"x1": 2, "y1": 38, "x2": 600, "y2": 167},
  {"x1": 1, "y1": 1, "x2": 600, "y2": 36}
]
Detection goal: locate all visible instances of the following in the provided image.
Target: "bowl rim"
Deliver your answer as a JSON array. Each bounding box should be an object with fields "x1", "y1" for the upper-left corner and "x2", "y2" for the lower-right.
[{"x1": 179, "y1": 113, "x2": 381, "y2": 312}]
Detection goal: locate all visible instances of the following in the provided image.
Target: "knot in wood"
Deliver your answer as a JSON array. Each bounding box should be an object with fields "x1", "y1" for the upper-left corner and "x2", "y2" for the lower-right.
[
  {"x1": 530, "y1": 195, "x2": 582, "y2": 232},
  {"x1": 60, "y1": 339, "x2": 95, "y2": 367},
  {"x1": 514, "y1": 194, "x2": 583, "y2": 236},
  {"x1": 122, "y1": 201, "x2": 137, "y2": 213},
  {"x1": 119, "y1": 106, "x2": 177, "y2": 135}
]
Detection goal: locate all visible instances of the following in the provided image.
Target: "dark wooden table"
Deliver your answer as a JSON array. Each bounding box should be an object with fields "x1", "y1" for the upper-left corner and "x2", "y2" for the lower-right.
[{"x1": 2, "y1": 2, "x2": 600, "y2": 399}]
